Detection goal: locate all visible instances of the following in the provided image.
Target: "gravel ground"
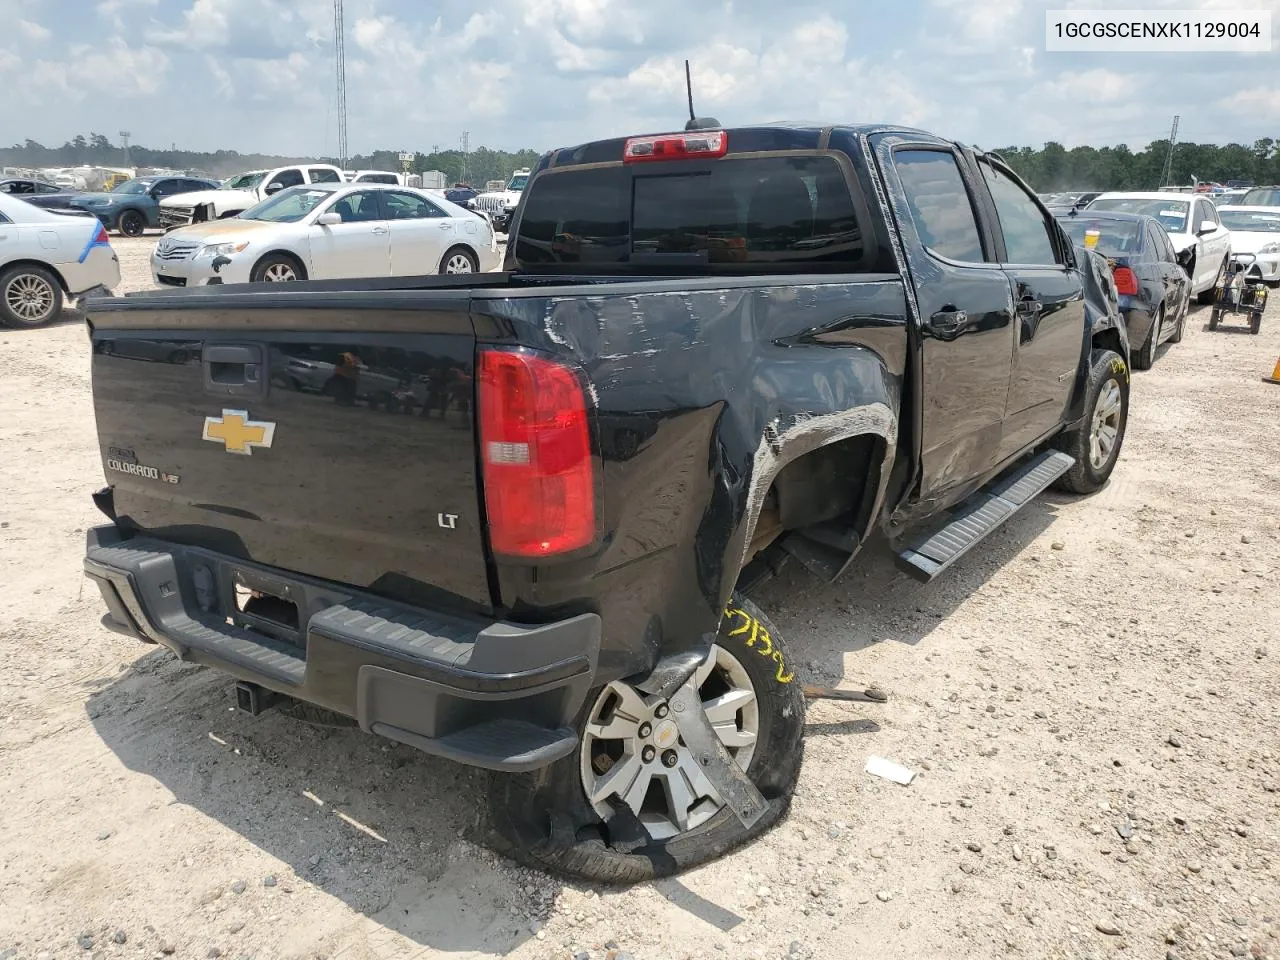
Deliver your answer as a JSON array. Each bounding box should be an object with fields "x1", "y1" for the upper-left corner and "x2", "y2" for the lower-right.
[{"x1": 1, "y1": 236, "x2": 1277, "y2": 960}]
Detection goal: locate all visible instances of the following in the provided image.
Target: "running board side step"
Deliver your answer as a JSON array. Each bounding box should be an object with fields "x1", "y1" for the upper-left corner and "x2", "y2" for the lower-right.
[{"x1": 896, "y1": 450, "x2": 1074, "y2": 583}]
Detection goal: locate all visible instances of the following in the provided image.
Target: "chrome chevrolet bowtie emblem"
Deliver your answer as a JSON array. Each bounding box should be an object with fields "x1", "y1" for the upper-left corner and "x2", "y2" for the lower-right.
[{"x1": 202, "y1": 409, "x2": 275, "y2": 455}]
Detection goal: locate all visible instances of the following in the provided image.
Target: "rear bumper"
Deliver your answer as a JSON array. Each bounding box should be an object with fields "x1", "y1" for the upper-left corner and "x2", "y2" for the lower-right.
[{"x1": 84, "y1": 524, "x2": 600, "y2": 772}]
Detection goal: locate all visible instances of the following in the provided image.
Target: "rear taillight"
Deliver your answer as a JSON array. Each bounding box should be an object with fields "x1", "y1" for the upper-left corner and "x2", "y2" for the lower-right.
[
  {"x1": 1112, "y1": 266, "x2": 1138, "y2": 296},
  {"x1": 477, "y1": 349, "x2": 595, "y2": 557},
  {"x1": 624, "y1": 131, "x2": 727, "y2": 163},
  {"x1": 94, "y1": 223, "x2": 109, "y2": 246}
]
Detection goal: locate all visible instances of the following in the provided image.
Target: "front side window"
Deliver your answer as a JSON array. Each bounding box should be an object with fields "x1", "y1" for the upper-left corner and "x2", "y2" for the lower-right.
[
  {"x1": 980, "y1": 161, "x2": 1059, "y2": 265},
  {"x1": 894, "y1": 150, "x2": 985, "y2": 263},
  {"x1": 268, "y1": 169, "x2": 306, "y2": 190},
  {"x1": 328, "y1": 190, "x2": 384, "y2": 223},
  {"x1": 37, "y1": 182, "x2": 60, "y2": 194}
]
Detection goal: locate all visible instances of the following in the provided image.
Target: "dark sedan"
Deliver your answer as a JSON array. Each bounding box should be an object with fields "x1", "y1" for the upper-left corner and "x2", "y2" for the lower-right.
[
  {"x1": 68, "y1": 175, "x2": 220, "y2": 236},
  {"x1": 444, "y1": 186, "x2": 478, "y2": 206},
  {"x1": 0, "y1": 178, "x2": 93, "y2": 214},
  {"x1": 1057, "y1": 210, "x2": 1191, "y2": 370}
]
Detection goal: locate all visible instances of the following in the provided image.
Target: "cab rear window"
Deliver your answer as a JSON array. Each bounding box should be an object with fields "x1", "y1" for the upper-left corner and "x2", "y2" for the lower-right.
[{"x1": 514, "y1": 156, "x2": 874, "y2": 274}]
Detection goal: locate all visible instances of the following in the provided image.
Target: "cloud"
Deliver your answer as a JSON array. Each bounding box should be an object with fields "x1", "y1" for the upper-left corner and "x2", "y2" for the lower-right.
[
  {"x1": 18, "y1": 19, "x2": 51, "y2": 41},
  {"x1": 1215, "y1": 88, "x2": 1280, "y2": 125},
  {"x1": 145, "y1": 0, "x2": 230, "y2": 49}
]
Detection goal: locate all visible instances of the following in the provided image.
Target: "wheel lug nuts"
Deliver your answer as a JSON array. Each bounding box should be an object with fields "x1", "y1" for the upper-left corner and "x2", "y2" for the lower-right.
[
  {"x1": 638, "y1": 721, "x2": 652, "y2": 738},
  {"x1": 654, "y1": 703, "x2": 669, "y2": 719},
  {"x1": 661, "y1": 749, "x2": 678, "y2": 768},
  {"x1": 641, "y1": 745, "x2": 656, "y2": 763}
]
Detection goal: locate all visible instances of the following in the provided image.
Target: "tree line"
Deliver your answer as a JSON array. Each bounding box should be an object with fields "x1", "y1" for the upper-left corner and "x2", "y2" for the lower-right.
[
  {"x1": 4, "y1": 132, "x2": 1277, "y2": 192},
  {"x1": 994, "y1": 138, "x2": 1278, "y2": 191},
  {"x1": 0, "y1": 135, "x2": 541, "y2": 186}
]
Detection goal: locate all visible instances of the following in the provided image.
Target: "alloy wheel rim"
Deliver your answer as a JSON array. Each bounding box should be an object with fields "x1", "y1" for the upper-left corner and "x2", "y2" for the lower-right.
[
  {"x1": 446, "y1": 254, "x2": 473, "y2": 274},
  {"x1": 263, "y1": 263, "x2": 296, "y2": 282},
  {"x1": 580, "y1": 644, "x2": 759, "y2": 842},
  {"x1": 1089, "y1": 380, "x2": 1123, "y2": 470},
  {"x1": 4, "y1": 274, "x2": 55, "y2": 323}
]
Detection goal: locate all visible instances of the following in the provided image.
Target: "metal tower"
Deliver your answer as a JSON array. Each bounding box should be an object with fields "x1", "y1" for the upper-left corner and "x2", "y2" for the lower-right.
[
  {"x1": 1159, "y1": 115, "x2": 1179, "y2": 188},
  {"x1": 119, "y1": 130, "x2": 131, "y2": 168},
  {"x1": 460, "y1": 131, "x2": 469, "y2": 182},
  {"x1": 334, "y1": 0, "x2": 348, "y2": 172}
]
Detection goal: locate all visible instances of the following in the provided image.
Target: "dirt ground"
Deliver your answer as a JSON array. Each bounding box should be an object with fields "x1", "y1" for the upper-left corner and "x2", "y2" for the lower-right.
[{"x1": 1, "y1": 236, "x2": 1277, "y2": 960}]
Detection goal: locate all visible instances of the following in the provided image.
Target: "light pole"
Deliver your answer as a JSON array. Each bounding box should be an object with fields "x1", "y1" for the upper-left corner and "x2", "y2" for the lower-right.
[{"x1": 119, "y1": 130, "x2": 131, "y2": 169}]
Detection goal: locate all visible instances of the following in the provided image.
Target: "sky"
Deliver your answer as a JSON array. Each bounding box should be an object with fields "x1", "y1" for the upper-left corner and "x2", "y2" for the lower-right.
[{"x1": 0, "y1": 0, "x2": 1277, "y2": 159}]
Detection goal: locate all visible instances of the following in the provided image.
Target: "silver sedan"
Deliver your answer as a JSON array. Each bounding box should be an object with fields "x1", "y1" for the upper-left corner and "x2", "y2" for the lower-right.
[{"x1": 149, "y1": 183, "x2": 500, "y2": 288}]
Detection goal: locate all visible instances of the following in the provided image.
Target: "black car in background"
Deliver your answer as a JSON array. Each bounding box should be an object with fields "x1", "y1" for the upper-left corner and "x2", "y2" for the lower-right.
[
  {"x1": 444, "y1": 186, "x2": 478, "y2": 206},
  {"x1": 1057, "y1": 209, "x2": 1191, "y2": 370},
  {"x1": 0, "y1": 178, "x2": 93, "y2": 215}
]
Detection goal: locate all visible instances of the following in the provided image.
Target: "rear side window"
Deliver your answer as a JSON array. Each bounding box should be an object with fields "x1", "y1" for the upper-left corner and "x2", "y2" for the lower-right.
[
  {"x1": 894, "y1": 150, "x2": 985, "y2": 263},
  {"x1": 308, "y1": 168, "x2": 342, "y2": 184},
  {"x1": 980, "y1": 162, "x2": 1059, "y2": 265},
  {"x1": 514, "y1": 155, "x2": 871, "y2": 274}
]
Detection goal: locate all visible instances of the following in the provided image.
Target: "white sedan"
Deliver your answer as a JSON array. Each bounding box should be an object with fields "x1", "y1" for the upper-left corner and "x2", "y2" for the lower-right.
[
  {"x1": 150, "y1": 183, "x2": 499, "y2": 287},
  {"x1": 1216, "y1": 206, "x2": 1280, "y2": 285},
  {"x1": 0, "y1": 192, "x2": 120, "y2": 328}
]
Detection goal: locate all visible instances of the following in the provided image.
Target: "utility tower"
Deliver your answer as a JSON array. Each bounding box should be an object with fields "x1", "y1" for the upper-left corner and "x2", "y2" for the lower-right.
[
  {"x1": 334, "y1": 0, "x2": 348, "y2": 172},
  {"x1": 119, "y1": 130, "x2": 131, "y2": 168},
  {"x1": 460, "y1": 131, "x2": 470, "y2": 182},
  {"x1": 1159, "y1": 115, "x2": 1179, "y2": 188}
]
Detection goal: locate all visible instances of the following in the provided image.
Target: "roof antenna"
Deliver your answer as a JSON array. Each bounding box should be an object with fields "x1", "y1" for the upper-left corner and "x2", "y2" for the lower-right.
[{"x1": 683, "y1": 60, "x2": 720, "y2": 131}]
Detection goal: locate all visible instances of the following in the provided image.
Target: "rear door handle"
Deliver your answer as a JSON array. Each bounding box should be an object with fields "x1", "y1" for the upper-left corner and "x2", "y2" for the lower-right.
[{"x1": 926, "y1": 308, "x2": 968, "y2": 339}]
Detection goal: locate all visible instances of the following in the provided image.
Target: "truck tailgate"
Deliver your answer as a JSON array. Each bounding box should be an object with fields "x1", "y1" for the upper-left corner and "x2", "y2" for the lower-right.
[{"x1": 88, "y1": 293, "x2": 493, "y2": 612}]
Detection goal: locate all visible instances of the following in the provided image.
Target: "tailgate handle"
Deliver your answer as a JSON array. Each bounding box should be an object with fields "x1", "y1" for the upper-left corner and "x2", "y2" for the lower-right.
[{"x1": 203, "y1": 344, "x2": 267, "y2": 398}]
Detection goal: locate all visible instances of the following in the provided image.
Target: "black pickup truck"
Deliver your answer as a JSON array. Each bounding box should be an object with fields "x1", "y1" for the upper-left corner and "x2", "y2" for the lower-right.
[{"x1": 83, "y1": 123, "x2": 1130, "y2": 883}]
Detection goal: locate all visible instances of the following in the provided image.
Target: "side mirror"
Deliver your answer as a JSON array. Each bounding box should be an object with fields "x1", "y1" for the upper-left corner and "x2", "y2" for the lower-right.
[
  {"x1": 1197, "y1": 220, "x2": 1216, "y2": 236},
  {"x1": 316, "y1": 212, "x2": 341, "y2": 226},
  {"x1": 264, "y1": 183, "x2": 284, "y2": 196}
]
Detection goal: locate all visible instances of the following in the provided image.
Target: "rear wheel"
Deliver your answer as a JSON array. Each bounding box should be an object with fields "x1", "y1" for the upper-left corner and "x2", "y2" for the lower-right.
[
  {"x1": 0, "y1": 264, "x2": 64, "y2": 328},
  {"x1": 251, "y1": 254, "x2": 306, "y2": 283},
  {"x1": 440, "y1": 246, "x2": 478, "y2": 274},
  {"x1": 1134, "y1": 307, "x2": 1162, "y2": 371},
  {"x1": 1250, "y1": 314, "x2": 1262, "y2": 335},
  {"x1": 1052, "y1": 348, "x2": 1129, "y2": 495},
  {"x1": 486, "y1": 594, "x2": 805, "y2": 884},
  {"x1": 116, "y1": 209, "x2": 145, "y2": 237}
]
